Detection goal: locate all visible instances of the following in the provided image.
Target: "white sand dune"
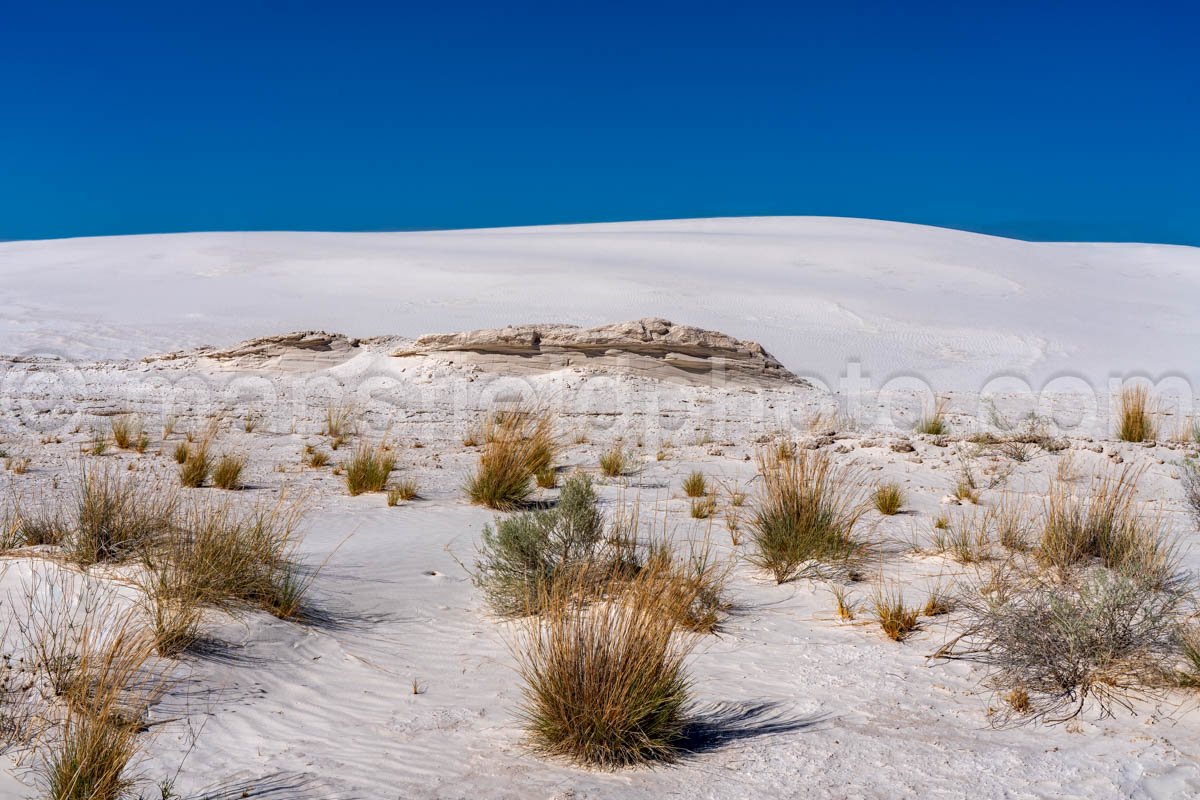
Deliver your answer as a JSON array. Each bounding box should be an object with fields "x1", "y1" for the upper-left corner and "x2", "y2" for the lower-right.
[
  {"x1": 1, "y1": 218, "x2": 1199, "y2": 799},
  {"x1": 2, "y1": 217, "x2": 1197, "y2": 389}
]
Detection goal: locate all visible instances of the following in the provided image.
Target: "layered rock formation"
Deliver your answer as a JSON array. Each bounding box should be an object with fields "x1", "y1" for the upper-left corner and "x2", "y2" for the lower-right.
[{"x1": 394, "y1": 318, "x2": 801, "y2": 387}]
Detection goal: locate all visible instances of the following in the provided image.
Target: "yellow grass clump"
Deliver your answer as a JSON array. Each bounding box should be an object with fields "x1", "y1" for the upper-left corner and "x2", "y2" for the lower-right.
[
  {"x1": 1116, "y1": 385, "x2": 1156, "y2": 442},
  {"x1": 681, "y1": 471, "x2": 707, "y2": 498},
  {"x1": 514, "y1": 565, "x2": 696, "y2": 768},
  {"x1": 872, "y1": 482, "x2": 904, "y2": 515},
  {"x1": 466, "y1": 410, "x2": 557, "y2": 509},
  {"x1": 871, "y1": 585, "x2": 921, "y2": 641},
  {"x1": 211, "y1": 453, "x2": 246, "y2": 490},
  {"x1": 344, "y1": 442, "x2": 396, "y2": 496},
  {"x1": 1038, "y1": 467, "x2": 1176, "y2": 587},
  {"x1": 599, "y1": 446, "x2": 628, "y2": 478},
  {"x1": 387, "y1": 479, "x2": 419, "y2": 506}
]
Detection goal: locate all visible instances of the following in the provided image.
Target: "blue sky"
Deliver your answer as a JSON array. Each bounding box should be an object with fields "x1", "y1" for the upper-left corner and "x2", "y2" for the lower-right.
[{"x1": 2, "y1": 1, "x2": 1196, "y2": 243}]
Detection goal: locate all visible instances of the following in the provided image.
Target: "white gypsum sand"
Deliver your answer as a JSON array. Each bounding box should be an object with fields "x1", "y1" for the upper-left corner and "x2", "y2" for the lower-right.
[
  {"x1": 0, "y1": 218, "x2": 1196, "y2": 799},
  {"x1": 1, "y1": 216, "x2": 1198, "y2": 390}
]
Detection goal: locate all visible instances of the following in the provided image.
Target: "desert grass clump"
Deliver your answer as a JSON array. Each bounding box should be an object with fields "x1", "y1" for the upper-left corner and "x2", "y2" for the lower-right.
[
  {"x1": 923, "y1": 584, "x2": 955, "y2": 617},
  {"x1": 872, "y1": 482, "x2": 904, "y2": 515},
  {"x1": 520, "y1": 414, "x2": 557, "y2": 478},
  {"x1": 6, "y1": 456, "x2": 31, "y2": 475},
  {"x1": 88, "y1": 431, "x2": 108, "y2": 457},
  {"x1": 873, "y1": 587, "x2": 916, "y2": 642},
  {"x1": 995, "y1": 494, "x2": 1033, "y2": 551},
  {"x1": 178, "y1": 443, "x2": 211, "y2": 488},
  {"x1": 747, "y1": 449, "x2": 868, "y2": 583},
  {"x1": 344, "y1": 442, "x2": 395, "y2": 496},
  {"x1": 302, "y1": 444, "x2": 330, "y2": 468},
  {"x1": 1038, "y1": 468, "x2": 1177, "y2": 587},
  {"x1": 151, "y1": 497, "x2": 311, "y2": 618},
  {"x1": 870, "y1": 585, "x2": 921, "y2": 641},
  {"x1": 953, "y1": 481, "x2": 979, "y2": 504},
  {"x1": 996, "y1": 439, "x2": 1037, "y2": 463},
  {"x1": 17, "y1": 582, "x2": 168, "y2": 800},
  {"x1": 689, "y1": 495, "x2": 717, "y2": 519},
  {"x1": 681, "y1": 471, "x2": 707, "y2": 498},
  {"x1": 211, "y1": 453, "x2": 246, "y2": 490},
  {"x1": 109, "y1": 415, "x2": 142, "y2": 451},
  {"x1": 599, "y1": 446, "x2": 628, "y2": 478},
  {"x1": 171, "y1": 442, "x2": 189, "y2": 465},
  {"x1": 514, "y1": 568, "x2": 695, "y2": 768},
  {"x1": 386, "y1": 479, "x2": 419, "y2": 506},
  {"x1": 137, "y1": 558, "x2": 204, "y2": 658},
  {"x1": 1116, "y1": 385, "x2": 1156, "y2": 443},
  {"x1": 324, "y1": 400, "x2": 356, "y2": 449},
  {"x1": 937, "y1": 570, "x2": 1183, "y2": 723},
  {"x1": 44, "y1": 703, "x2": 142, "y2": 800},
  {"x1": 535, "y1": 466, "x2": 558, "y2": 489},
  {"x1": 1179, "y1": 627, "x2": 1200, "y2": 688},
  {"x1": 915, "y1": 396, "x2": 949, "y2": 435},
  {"x1": 467, "y1": 435, "x2": 535, "y2": 509},
  {"x1": 829, "y1": 583, "x2": 858, "y2": 620},
  {"x1": 464, "y1": 409, "x2": 559, "y2": 510},
  {"x1": 933, "y1": 508, "x2": 995, "y2": 563},
  {"x1": 474, "y1": 474, "x2": 605, "y2": 616},
  {"x1": 71, "y1": 464, "x2": 176, "y2": 565},
  {"x1": 640, "y1": 541, "x2": 730, "y2": 634},
  {"x1": 3, "y1": 501, "x2": 66, "y2": 548},
  {"x1": 482, "y1": 408, "x2": 558, "y2": 474}
]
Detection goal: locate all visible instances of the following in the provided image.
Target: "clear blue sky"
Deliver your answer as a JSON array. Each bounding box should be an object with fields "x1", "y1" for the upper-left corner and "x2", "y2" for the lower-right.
[{"x1": 2, "y1": 1, "x2": 1197, "y2": 243}]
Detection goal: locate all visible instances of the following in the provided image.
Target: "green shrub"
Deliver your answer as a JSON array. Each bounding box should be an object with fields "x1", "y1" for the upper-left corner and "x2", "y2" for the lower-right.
[{"x1": 474, "y1": 474, "x2": 604, "y2": 616}]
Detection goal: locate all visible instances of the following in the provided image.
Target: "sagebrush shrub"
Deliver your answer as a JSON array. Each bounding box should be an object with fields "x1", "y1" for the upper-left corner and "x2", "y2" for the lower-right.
[
  {"x1": 937, "y1": 570, "x2": 1183, "y2": 724},
  {"x1": 474, "y1": 474, "x2": 604, "y2": 615}
]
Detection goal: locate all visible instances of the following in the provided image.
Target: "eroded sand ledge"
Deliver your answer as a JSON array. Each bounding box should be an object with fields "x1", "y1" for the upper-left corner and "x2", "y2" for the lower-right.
[
  {"x1": 147, "y1": 318, "x2": 805, "y2": 387},
  {"x1": 394, "y1": 317, "x2": 802, "y2": 387}
]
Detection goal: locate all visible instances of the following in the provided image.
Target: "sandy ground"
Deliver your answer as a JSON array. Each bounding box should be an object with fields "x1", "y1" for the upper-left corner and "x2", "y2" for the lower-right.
[{"x1": 0, "y1": 344, "x2": 1197, "y2": 799}]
